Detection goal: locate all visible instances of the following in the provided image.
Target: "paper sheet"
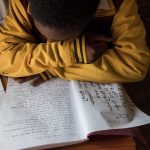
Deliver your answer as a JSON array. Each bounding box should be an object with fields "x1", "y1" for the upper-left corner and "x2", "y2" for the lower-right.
[
  {"x1": 0, "y1": 79, "x2": 85, "y2": 150},
  {"x1": 71, "y1": 81, "x2": 150, "y2": 133},
  {"x1": 1, "y1": 78, "x2": 150, "y2": 150}
]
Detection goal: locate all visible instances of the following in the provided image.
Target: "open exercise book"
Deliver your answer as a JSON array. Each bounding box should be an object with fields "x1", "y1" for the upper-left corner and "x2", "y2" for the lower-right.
[{"x1": 0, "y1": 78, "x2": 150, "y2": 150}]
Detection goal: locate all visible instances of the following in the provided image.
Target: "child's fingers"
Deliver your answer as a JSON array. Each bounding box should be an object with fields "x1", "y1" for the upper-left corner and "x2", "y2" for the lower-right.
[
  {"x1": 31, "y1": 76, "x2": 45, "y2": 87},
  {"x1": 14, "y1": 77, "x2": 26, "y2": 83},
  {"x1": 14, "y1": 75, "x2": 38, "y2": 84},
  {"x1": 14, "y1": 78, "x2": 23, "y2": 81}
]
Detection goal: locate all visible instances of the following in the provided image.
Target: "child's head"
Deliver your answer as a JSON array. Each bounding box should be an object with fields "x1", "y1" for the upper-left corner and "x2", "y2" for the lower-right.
[{"x1": 29, "y1": 0, "x2": 100, "y2": 41}]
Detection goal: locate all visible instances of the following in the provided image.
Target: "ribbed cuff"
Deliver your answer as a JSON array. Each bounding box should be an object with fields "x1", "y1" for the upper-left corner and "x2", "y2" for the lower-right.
[
  {"x1": 40, "y1": 71, "x2": 54, "y2": 81},
  {"x1": 72, "y1": 35, "x2": 87, "y2": 64}
]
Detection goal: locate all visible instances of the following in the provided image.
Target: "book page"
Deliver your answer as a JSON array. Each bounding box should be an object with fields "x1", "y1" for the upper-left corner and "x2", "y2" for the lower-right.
[
  {"x1": 71, "y1": 81, "x2": 150, "y2": 134},
  {"x1": 0, "y1": 78, "x2": 86, "y2": 150}
]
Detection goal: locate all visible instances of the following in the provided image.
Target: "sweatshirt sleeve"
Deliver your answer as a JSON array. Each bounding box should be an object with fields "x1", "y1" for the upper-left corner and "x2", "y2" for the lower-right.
[
  {"x1": 0, "y1": 0, "x2": 87, "y2": 77},
  {"x1": 55, "y1": 0, "x2": 150, "y2": 83}
]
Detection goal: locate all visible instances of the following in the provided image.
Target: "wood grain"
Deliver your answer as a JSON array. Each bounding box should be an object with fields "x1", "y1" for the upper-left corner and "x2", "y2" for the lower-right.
[{"x1": 53, "y1": 136, "x2": 136, "y2": 150}]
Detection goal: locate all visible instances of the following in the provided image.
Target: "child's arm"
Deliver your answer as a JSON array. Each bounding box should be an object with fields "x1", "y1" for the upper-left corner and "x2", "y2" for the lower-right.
[
  {"x1": 53, "y1": 0, "x2": 150, "y2": 83},
  {"x1": 0, "y1": 0, "x2": 89, "y2": 77}
]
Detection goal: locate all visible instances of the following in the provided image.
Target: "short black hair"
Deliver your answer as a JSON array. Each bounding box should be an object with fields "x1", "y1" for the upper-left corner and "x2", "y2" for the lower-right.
[{"x1": 29, "y1": 0, "x2": 100, "y2": 30}]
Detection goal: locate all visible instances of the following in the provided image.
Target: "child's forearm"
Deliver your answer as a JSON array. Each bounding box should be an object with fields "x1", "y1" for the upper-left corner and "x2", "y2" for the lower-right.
[
  {"x1": 51, "y1": 0, "x2": 150, "y2": 83},
  {"x1": 0, "y1": 0, "x2": 88, "y2": 77}
]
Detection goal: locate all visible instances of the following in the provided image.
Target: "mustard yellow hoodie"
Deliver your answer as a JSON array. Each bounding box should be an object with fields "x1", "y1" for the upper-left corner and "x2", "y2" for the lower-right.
[{"x1": 0, "y1": 0, "x2": 150, "y2": 82}]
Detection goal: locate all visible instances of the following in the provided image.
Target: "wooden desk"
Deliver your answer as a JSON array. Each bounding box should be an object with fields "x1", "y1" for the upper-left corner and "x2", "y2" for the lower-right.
[
  {"x1": 54, "y1": 136, "x2": 136, "y2": 150},
  {"x1": 0, "y1": 76, "x2": 136, "y2": 150}
]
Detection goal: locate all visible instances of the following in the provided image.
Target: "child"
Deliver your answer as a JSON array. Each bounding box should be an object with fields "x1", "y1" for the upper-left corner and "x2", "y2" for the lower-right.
[{"x1": 0, "y1": 0, "x2": 149, "y2": 86}]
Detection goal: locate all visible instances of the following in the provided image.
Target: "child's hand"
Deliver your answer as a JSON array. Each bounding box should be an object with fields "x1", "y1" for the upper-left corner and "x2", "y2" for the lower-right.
[
  {"x1": 14, "y1": 75, "x2": 46, "y2": 87},
  {"x1": 86, "y1": 34, "x2": 112, "y2": 63}
]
